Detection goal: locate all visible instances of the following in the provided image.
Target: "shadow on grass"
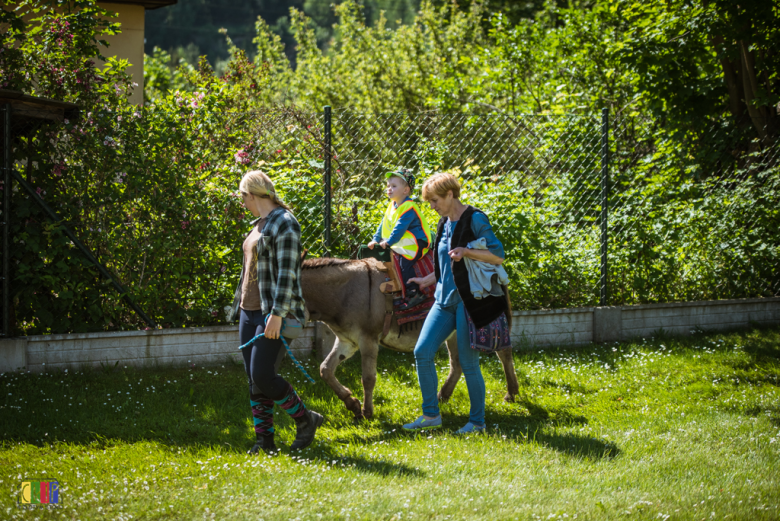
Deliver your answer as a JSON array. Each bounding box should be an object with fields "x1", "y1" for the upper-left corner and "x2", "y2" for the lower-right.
[
  {"x1": 322, "y1": 394, "x2": 618, "y2": 462},
  {"x1": 294, "y1": 446, "x2": 426, "y2": 478},
  {"x1": 480, "y1": 401, "x2": 619, "y2": 461},
  {"x1": 0, "y1": 362, "x2": 333, "y2": 451},
  {"x1": 504, "y1": 423, "x2": 621, "y2": 460},
  {"x1": 24, "y1": 321, "x2": 774, "y2": 463}
]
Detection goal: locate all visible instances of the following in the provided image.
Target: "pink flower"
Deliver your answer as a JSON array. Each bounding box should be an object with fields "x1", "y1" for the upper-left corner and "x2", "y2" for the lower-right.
[{"x1": 234, "y1": 149, "x2": 251, "y2": 165}]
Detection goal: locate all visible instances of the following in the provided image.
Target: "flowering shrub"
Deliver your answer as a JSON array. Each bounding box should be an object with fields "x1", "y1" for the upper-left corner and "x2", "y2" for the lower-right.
[
  {"x1": 5, "y1": 1, "x2": 324, "y2": 335},
  {"x1": 3, "y1": 1, "x2": 777, "y2": 336}
]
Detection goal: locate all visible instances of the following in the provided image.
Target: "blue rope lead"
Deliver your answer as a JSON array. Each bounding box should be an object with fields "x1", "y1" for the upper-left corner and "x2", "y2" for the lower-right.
[{"x1": 239, "y1": 333, "x2": 316, "y2": 384}]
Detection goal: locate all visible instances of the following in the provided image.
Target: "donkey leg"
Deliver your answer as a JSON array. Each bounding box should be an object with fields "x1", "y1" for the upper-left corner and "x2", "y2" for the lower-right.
[
  {"x1": 438, "y1": 333, "x2": 462, "y2": 403},
  {"x1": 319, "y1": 336, "x2": 363, "y2": 420},
  {"x1": 358, "y1": 335, "x2": 379, "y2": 420},
  {"x1": 496, "y1": 349, "x2": 519, "y2": 403}
]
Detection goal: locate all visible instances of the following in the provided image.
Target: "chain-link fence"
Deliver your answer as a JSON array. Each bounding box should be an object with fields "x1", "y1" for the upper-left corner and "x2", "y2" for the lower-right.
[
  {"x1": 321, "y1": 111, "x2": 778, "y2": 311},
  {"x1": 2, "y1": 101, "x2": 778, "y2": 336},
  {"x1": 608, "y1": 114, "x2": 780, "y2": 306},
  {"x1": 326, "y1": 111, "x2": 606, "y2": 310}
]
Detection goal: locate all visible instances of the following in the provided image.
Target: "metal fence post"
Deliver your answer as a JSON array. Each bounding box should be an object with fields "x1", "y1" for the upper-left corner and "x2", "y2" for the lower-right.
[
  {"x1": 323, "y1": 106, "x2": 332, "y2": 257},
  {"x1": 600, "y1": 107, "x2": 610, "y2": 306},
  {"x1": 2, "y1": 104, "x2": 10, "y2": 337}
]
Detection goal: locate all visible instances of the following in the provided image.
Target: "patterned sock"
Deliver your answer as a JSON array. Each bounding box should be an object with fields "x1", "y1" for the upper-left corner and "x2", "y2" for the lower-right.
[
  {"x1": 273, "y1": 383, "x2": 307, "y2": 424},
  {"x1": 250, "y1": 390, "x2": 275, "y2": 439}
]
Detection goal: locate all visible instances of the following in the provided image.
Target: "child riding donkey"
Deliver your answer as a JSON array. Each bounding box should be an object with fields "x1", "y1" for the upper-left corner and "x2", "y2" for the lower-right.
[{"x1": 368, "y1": 168, "x2": 433, "y2": 311}]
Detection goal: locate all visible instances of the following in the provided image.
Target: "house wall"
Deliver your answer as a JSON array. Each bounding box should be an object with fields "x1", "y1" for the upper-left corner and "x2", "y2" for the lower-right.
[
  {"x1": 97, "y1": 2, "x2": 145, "y2": 104},
  {"x1": 5, "y1": 2, "x2": 146, "y2": 104}
]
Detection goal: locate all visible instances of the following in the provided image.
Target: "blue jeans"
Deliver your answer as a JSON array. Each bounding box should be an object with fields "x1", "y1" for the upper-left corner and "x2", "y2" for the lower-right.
[{"x1": 413, "y1": 301, "x2": 486, "y2": 425}]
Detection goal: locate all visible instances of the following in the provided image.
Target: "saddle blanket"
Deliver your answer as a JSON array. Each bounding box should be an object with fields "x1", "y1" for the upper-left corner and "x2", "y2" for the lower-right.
[{"x1": 392, "y1": 250, "x2": 435, "y2": 327}]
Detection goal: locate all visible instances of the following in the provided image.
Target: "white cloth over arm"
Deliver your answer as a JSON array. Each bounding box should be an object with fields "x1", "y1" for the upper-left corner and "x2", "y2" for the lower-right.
[{"x1": 464, "y1": 237, "x2": 509, "y2": 299}]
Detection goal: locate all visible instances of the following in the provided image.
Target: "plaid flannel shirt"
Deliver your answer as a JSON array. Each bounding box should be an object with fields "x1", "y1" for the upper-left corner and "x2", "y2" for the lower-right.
[{"x1": 229, "y1": 207, "x2": 307, "y2": 325}]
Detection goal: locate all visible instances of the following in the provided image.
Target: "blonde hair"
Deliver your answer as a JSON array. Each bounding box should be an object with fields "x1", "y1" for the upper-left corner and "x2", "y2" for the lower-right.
[
  {"x1": 421, "y1": 172, "x2": 461, "y2": 201},
  {"x1": 239, "y1": 170, "x2": 291, "y2": 211}
]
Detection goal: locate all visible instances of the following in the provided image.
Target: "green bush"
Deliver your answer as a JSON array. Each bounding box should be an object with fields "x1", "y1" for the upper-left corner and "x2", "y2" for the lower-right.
[{"x1": 3, "y1": 0, "x2": 777, "y2": 336}]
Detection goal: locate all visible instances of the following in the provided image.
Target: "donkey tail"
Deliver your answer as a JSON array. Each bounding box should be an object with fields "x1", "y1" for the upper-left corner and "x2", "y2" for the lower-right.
[{"x1": 502, "y1": 284, "x2": 513, "y2": 330}]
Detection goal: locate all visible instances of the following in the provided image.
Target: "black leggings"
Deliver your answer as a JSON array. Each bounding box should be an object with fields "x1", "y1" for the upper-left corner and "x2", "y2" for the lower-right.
[{"x1": 239, "y1": 308, "x2": 288, "y2": 401}]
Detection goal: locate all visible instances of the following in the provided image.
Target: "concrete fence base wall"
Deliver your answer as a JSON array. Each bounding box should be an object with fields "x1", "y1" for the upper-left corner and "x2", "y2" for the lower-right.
[
  {"x1": 0, "y1": 325, "x2": 315, "y2": 374},
  {"x1": 512, "y1": 297, "x2": 780, "y2": 348},
  {"x1": 1, "y1": 297, "x2": 778, "y2": 373}
]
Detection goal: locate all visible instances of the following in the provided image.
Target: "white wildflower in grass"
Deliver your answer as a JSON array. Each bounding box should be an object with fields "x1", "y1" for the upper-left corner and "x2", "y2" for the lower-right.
[{"x1": 0, "y1": 327, "x2": 778, "y2": 517}]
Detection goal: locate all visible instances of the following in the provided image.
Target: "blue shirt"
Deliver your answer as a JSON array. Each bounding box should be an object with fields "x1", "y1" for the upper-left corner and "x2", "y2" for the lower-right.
[
  {"x1": 372, "y1": 197, "x2": 429, "y2": 245},
  {"x1": 434, "y1": 212, "x2": 504, "y2": 307}
]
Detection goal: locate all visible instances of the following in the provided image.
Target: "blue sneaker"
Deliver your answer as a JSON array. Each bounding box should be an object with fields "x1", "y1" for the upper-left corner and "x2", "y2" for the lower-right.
[
  {"x1": 455, "y1": 422, "x2": 486, "y2": 434},
  {"x1": 402, "y1": 415, "x2": 442, "y2": 431}
]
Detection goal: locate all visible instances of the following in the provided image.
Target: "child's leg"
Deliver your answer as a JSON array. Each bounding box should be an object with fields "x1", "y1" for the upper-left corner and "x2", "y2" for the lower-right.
[
  {"x1": 400, "y1": 240, "x2": 429, "y2": 297},
  {"x1": 399, "y1": 256, "x2": 419, "y2": 296}
]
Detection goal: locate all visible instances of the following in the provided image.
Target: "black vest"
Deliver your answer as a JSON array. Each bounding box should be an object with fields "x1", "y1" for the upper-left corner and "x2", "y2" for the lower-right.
[{"x1": 433, "y1": 206, "x2": 508, "y2": 329}]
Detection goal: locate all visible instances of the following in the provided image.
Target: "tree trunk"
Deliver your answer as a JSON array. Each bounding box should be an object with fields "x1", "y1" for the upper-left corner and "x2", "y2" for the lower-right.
[
  {"x1": 739, "y1": 40, "x2": 768, "y2": 139},
  {"x1": 711, "y1": 35, "x2": 745, "y2": 123}
]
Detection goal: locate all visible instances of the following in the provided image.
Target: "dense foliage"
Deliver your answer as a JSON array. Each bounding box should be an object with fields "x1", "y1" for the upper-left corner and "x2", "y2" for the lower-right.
[
  {"x1": 2, "y1": 0, "x2": 778, "y2": 335},
  {"x1": 144, "y1": 0, "x2": 422, "y2": 70},
  {"x1": 143, "y1": 0, "x2": 540, "y2": 70},
  {"x1": 3, "y1": 1, "x2": 318, "y2": 334}
]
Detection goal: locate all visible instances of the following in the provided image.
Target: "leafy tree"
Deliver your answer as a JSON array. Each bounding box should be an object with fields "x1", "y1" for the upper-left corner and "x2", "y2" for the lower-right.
[
  {"x1": 616, "y1": 0, "x2": 779, "y2": 139},
  {"x1": 5, "y1": 0, "x2": 778, "y2": 335},
  {"x1": 143, "y1": 46, "x2": 195, "y2": 104},
  {"x1": 144, "y1": 0, "x2": 305, "y2": 66}
]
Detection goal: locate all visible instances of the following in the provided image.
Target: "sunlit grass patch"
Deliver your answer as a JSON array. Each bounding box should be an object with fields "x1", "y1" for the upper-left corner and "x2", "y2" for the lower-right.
[{"x1": 1, "y1": 326, "x2": 779, "y2": 519}]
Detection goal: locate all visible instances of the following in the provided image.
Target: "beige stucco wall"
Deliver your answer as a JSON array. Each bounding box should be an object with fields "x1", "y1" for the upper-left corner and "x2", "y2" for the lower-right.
[
  {"x1": 7, "y1": 2, "x2": 147, "y2": 104},
  {"x1": 96, "y1": 2, "x2": 145, "y2": 105}
]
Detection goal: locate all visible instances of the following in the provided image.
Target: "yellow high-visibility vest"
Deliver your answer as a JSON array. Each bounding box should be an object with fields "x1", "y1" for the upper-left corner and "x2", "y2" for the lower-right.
[{"x1": 381, "y1": 200, "x2": 433, "y2": 261}]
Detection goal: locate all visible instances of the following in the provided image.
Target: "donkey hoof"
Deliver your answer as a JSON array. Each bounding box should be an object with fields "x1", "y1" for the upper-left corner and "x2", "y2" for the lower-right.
[
  {"x1": 437, "y1": 391, "x2": 451, "y2": 404},
  {"x1": 343, "y1": 397, "x2": 363, "y2": 419},
  {"x1": 362, "y1": 408, "x2": 374, "y2": 420},
  {"x1": 504, "y1": 393, "x2": 516, "y2": 403}
]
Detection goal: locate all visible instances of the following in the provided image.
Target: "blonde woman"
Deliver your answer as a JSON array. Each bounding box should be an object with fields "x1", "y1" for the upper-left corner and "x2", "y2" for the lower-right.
[
  {"x1": 228, "y1": 170, "x2": 323, "y2": 453},
  {"x1": 403, "y1": 173, "x2": 507, "y2": 434}
]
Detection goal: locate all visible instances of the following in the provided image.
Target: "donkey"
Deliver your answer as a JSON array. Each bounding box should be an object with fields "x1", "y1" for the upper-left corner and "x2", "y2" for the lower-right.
[{"x1": 300, "y1": 257, "x2": 520, "y2": 420}]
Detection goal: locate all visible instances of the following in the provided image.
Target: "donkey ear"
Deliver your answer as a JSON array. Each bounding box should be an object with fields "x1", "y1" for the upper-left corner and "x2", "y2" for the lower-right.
[{"x1": 300, "y1": 248, "x2": 309, "y2": 262}]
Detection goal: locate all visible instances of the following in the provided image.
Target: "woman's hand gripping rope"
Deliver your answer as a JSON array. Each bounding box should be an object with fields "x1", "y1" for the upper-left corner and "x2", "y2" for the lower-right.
[{"x1": 238, "y1": 317, "x2": 316, "y2": 384}]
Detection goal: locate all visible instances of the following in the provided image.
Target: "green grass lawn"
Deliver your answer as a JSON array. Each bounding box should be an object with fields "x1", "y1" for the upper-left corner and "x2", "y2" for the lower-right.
[{"x1": 1, "y1": 326, "x2": 779, "y2": 520}]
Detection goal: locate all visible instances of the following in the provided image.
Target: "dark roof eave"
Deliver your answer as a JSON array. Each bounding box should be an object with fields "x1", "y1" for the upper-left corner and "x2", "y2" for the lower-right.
[
  {"x1": 97, "y1": 0, "x2": 178, "y2": 10},
  {"x1": 0, "y1": 89, "x2": 81, "y2": 122}
]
